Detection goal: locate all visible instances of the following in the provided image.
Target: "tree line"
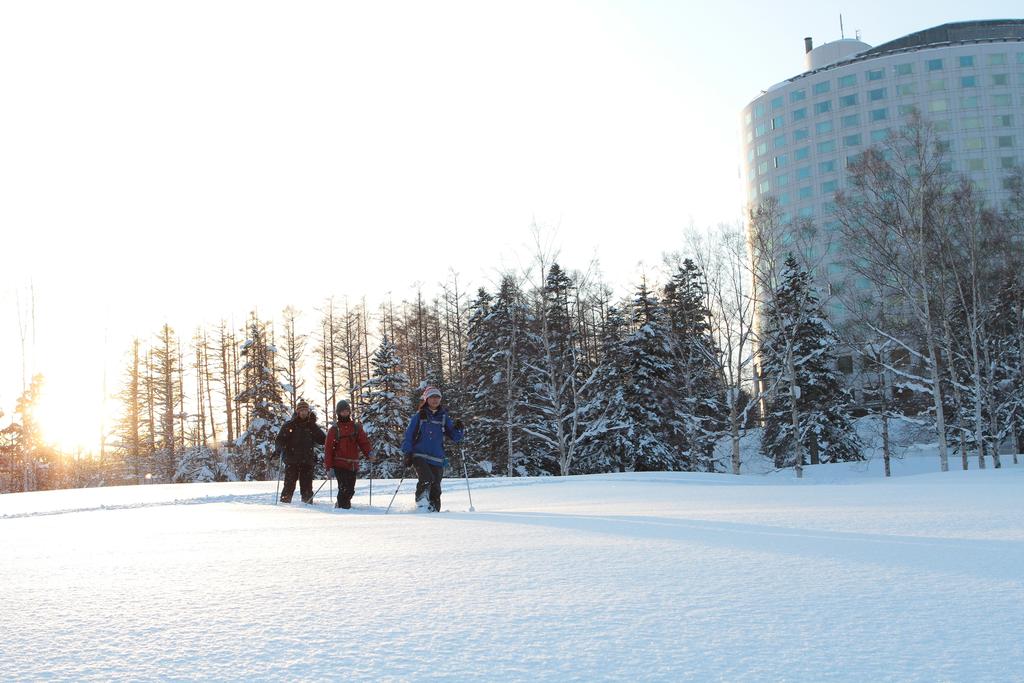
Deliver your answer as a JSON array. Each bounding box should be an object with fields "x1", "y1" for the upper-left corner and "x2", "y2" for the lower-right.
[{"x1": 3, "y1": 112, "x2": 1022, "y2": 492}]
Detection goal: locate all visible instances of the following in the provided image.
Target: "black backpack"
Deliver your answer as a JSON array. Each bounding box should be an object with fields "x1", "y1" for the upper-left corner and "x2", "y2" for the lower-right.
[{"x1": 331, "y1": 420, "x2": 364, "y2": 450}]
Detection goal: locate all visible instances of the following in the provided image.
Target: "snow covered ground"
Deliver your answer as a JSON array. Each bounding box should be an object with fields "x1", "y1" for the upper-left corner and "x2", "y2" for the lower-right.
[{"x1": 2, "y1": 457, "x2": 1022, "y2": 682}]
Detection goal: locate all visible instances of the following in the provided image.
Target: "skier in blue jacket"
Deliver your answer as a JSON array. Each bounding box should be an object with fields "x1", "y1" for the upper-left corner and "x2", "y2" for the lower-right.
[{"x1": 401, "y1": 386, "x2": 464, "y2": 512}]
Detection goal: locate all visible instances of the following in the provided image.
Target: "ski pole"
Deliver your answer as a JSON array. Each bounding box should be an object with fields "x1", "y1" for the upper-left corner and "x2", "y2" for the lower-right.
[
  {"x1": 385, "y1": 469, "x2": 406, "y2": 515},
  {"x1": 461, "y1": 455, "x2": 476, "y2": 512},
  {"x1": 311, "y1": 476, "x2": 330, "y2": 501},
  {"x1": 368, "y1": 460, "x2": 373, "y2": 507},
  {"x1": 274, "y1": 460, "x2": 282, "y2": 505}
]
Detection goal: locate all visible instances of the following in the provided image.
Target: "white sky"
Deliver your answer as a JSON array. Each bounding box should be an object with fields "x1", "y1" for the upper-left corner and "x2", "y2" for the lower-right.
[{"x1": 2, "y1": 0, "x2": 1021, "y2": 450}]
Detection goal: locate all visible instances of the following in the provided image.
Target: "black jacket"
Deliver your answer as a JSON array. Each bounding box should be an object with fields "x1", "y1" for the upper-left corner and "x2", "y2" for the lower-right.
[{"x1": 275, "y1": 412, "x2": 327, "y2": 465}]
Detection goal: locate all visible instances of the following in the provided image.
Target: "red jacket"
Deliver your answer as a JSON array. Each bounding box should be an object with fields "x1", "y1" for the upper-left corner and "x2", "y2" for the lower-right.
[{"x1": 324, "y1": 420, "x2": 373, "y2": 471}]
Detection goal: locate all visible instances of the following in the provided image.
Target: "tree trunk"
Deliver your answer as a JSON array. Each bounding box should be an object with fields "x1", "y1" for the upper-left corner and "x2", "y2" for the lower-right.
[
  {"x1": 882, "y1": 411, "x2": 891, "y2": 478},
  {"x1": 730, "y1": 398, "x2": 741, "y2": 475},
  {"x1": 788, "y1": 344, "x2": 803, "y2": 479},
  {"x1": 922, "y1": 317, "x2": 949, "y2": 471}
]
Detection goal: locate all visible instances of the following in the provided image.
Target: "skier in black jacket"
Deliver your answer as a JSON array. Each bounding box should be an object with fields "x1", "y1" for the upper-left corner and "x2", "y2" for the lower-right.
[{"x1": 275, "y1": 399, "x2": 326, "y2": 503}]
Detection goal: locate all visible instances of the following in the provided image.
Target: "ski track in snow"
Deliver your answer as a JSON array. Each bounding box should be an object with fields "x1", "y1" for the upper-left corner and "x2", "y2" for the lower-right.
[{"x1": 1, "y1": 463, "x2": 1023, "y2": 682}]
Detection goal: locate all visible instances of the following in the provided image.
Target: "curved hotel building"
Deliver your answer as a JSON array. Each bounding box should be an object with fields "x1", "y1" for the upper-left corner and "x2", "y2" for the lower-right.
[{"x1": 740, "y1": 20, "x2": 1024, "y2": 316}]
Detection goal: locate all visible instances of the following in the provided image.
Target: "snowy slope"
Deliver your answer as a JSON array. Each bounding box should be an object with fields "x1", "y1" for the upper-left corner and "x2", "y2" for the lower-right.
[{"x1": 2, "y1": 462, "x2": 1022, "y2": 682}]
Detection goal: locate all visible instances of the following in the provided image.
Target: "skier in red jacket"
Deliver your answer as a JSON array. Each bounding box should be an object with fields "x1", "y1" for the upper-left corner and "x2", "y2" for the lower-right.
[{"x1": 324, "y1": 400, "x2": 375, "y2": 509}]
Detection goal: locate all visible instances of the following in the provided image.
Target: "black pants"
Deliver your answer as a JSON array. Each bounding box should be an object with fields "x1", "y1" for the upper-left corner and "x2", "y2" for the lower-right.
[
  {"x1": 334, "y1": 468, "x2": 357, "y2": 508},
  {"x1": 413, "y1": 459, "x2": 443, "y2": 511},
  {"x1": 281, "y1": 461, "x2": 313, "y2": 503}
]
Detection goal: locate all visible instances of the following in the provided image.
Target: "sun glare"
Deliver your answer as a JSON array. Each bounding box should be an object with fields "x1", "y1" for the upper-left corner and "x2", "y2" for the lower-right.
[{"x1": 33, "y1": 376, "x2": 112, "y2": 455}]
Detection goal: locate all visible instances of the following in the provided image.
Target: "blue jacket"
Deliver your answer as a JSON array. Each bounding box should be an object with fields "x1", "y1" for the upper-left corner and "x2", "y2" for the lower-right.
[{"x1": 401, "y1": 407, "x2": 464, "y2": 467}]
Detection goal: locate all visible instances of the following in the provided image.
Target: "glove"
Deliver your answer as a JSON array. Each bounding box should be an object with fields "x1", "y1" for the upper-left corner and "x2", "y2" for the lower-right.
[
  {"x1": 324, "y1": 468, "x2": 333, "y2": 478},
  {"x1": 403, "y1": 453, "x2": 413, "y2": 467},
  {"x1": 454, "y1": 419, "x2": 464, "y2": 431}
]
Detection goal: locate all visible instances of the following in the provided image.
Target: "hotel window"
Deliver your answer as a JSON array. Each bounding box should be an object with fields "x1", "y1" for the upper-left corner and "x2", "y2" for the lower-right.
[
  {"x1": 795, "y1": 166, "x2": 811, "y2": 180},
  {"x1": 1000, "y1": 156, "x2": 1017, "y2": 169},
  {"x1": 927, "y1": 58, "x2": 943, "y2": 71},
  {"x1": 963, "y1": 116, "x2": 983, "y2": 129},
  {"x1": 927, "y1": 79, "x2": 947, "y2": 91},
  {"x1": 790, "y1": 89, "x2": 806, "y2": 103},
  {"x1": 992, "y1": 73, "x2": 1009, "y2": 86},
  {"x1": 774, "y1": 154, "x2": 788, "y2": 168},
  {"x1": 821, "y1": 180, "x2": 838, "y2": 194},
  {"x1": 817, "y1": 140, "x2": 836, "y2": 154},
  {"x1": 869, "y1": 108, "x2": 888, "y2": 122},
  {"x1": 813, "y1": 81, "x2": 831, "y2": 95},
  {"x1": 839, "y1": 94, "x2": 858, "y2": 107},
  {"x1": 778, "y1": 192, "x2": 790, "y2": 205},
  {"x1": 843, "y1": 133, "x2": 862, "y2": 147},
  {"x1": 959, "y1": 55, "x2": 975, "y2": 67},
  {"x1": 1018, "y1": 53, "x2": 1024, "y2": 64},
  {"x1": 960, "y1": 75, "x2": 977, "y2": 88},
  {"x1": 841, "y1": 114, "x2": 860, "y2": 128},
  {"x1": 815, "y1": 120, "x2": 834, "y2": 134},
  {"x1": 747, "y1": 148, "x2": 755, "y2": 162},
  {"x1": 757, "y1": 142, "x2": 768, "y2": 156},
  {"x1": 929, "y1": 99, "x2": 948, "y2": 112},
  {"x1": 995, "y1": 114, "x2": 1013, "y2": 128},
  {"x1": 896, "y1": 83, "x2": 916, "y2": 96},
  {"x1": 992, "y1": 94, "x2": 1012, "y2": 107},
  {"x1": 756, "y1": 122, "x2": 768, "y2": 136},
  {"x1": 814, "y1": 100, "x2": 832, "y2": 115},
  {"x1": 759, "y1": 181, "x2": 771, "y2": 194},
  {"x1": 771, "y1": 96, "x2": 784, "y2": 110},
  {"x1": 988, "y1": 53, "x2": 1007, "y2": 66},
  {"x1": 898, "y1": 105, "x2": 916, "y2": 116},
  {"x1": 798, "y1": 186, "x2": 813, "y2": 200},
  {"x1": 966, "y1": 158, "x2": 985, "y2": 171},
  {"x1": 960, "y1": 95, "x2": 980, "y2": 108},
  {"x1": 792, "y1": 107, "x2": 807, "y2": 121},
  {"x1": 838, "y1": 74, "x2": 856, "y2": 88},
  {"x1": 965, "y1": 137, "x2": 984, "y2": 150},
  {"x1": 894, "y1": 63, "x2": 913, "y2": 76},
  {"x1": 870, "y1": 129, "x2": 889, "y2": 143},
  {"x1": 772, "y1": 115, "x2": 785, "y2": 129},
  {"x1": 758, "y1": 161, "x2": 769, "y2": 174},
  {"x1": 933, "y1": 120, "x2": 952, "y2": 132},
  {"x1": 794, "y1": 146, "x2": 810, "y2": 161},
  {"x1": 774, "y1": 134, "x2": 788, "y2": 149},
  {"x1": 866, "y1": 68, "x2": 884, "y2": 81},
  {"x1": 798, "y1": 207, "x2": 814, "y2": 218},
  {"x1": 754, "y1": 103, "x2": 766, "y2": 118},
  {"x1": 868, "y1": 87, "x2": 887, "y2": 101},
  {"x1": 819, "y1": 159, "x2": 837, "y2": 173},
  {"x1": 793, "y1": 128, "x2": 810, "y2": 142},
  {"x1": 997, "y1": 136, "x2": 1015, "y2": 149}
]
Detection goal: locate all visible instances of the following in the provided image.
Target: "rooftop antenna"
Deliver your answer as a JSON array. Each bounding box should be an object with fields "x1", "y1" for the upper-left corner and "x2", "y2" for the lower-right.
[{"x1": 840, "y1": 14, "x2": 845, "y2": 39}]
